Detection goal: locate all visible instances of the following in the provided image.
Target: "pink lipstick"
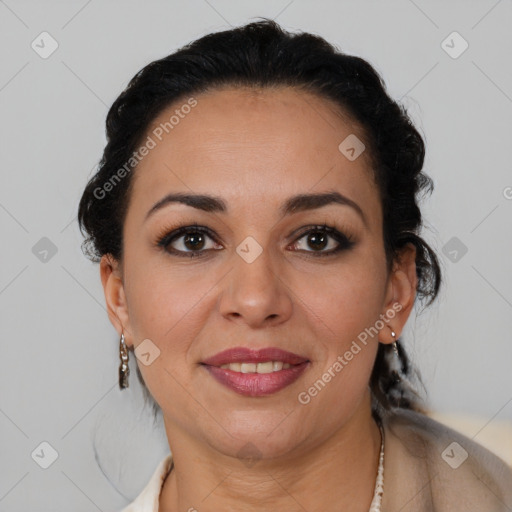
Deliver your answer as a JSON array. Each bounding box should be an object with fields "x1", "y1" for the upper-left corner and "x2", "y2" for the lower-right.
[{"x1": 201, "y1": 347, "x2": 310, "y2": 397}]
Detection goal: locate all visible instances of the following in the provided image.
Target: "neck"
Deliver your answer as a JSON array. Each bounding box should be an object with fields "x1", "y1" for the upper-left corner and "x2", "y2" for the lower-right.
[{"x1": 159, "y1": 390, "x2": 381, "y2": 512}]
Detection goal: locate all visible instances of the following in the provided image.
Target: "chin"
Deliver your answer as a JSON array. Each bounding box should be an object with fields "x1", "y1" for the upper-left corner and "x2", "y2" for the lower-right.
[{"x1": 208, "y1": 413, "x2": 309, "y2": 459}]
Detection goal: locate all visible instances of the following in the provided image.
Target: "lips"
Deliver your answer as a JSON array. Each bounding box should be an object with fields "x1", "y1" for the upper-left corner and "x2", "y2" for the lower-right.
[
  {"x1": 204, "y1": 361, "x2": 310, "y2": 397},
  {"x1": 201, "y1": 347, "x2": 309, "y2": 367}
]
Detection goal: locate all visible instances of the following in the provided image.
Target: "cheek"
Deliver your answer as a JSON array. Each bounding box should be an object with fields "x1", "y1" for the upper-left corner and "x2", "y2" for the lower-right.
[
  {"x1": 290, "y1": 253, "x2": 388, "y2": 340},
  {"x1": 296, "y1": 272, "x2": 383, "y2": 423},
  {"x1": 126, "y1": 259, "x2": 212, "y2": 335},
  {"x1": 124, "y1": 263, "x2": 218, "y2": 387},
  {"x1": 127, "y1": 275, "x2": 204, "y2": 417},
  {"x1": 290, "y1": 251, "x2": 387, "y2": 413}
]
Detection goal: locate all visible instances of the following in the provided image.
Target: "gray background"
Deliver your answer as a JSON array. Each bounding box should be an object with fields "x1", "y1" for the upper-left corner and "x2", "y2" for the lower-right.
[{"x1": 1, "y1": 0, "x2": 511, "y2": 510}]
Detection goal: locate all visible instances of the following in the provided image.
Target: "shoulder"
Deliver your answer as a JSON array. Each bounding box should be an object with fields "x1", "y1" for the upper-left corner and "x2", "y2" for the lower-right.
[{"x1": 381, "y1": 407, "x2": 512, "y2": 511}]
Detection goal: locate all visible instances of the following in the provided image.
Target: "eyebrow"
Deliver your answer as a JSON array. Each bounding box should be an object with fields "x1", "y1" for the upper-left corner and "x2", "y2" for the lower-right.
[{"x1": 145, "y1": 190, "x2": 367, "y2": 226}]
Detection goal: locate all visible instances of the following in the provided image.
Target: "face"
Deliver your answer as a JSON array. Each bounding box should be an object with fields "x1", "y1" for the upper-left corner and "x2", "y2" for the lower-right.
[{"x1": 101, "y1": 86, "x2": 415, "y2": 460}]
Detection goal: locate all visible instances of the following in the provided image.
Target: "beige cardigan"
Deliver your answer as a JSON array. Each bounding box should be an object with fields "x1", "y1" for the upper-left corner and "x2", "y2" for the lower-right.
[{"x1": 121, "y1": 408, "x2": 512, "y2": 511}]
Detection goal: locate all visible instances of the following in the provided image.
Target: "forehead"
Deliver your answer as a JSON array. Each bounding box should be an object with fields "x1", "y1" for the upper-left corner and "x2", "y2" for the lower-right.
[{"x1": 128, "y1": 86, "x2": 379, "y2": 222}]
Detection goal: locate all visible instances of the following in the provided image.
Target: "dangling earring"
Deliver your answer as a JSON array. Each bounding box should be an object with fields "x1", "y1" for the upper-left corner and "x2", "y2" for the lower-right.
[
  {"x1": 390, "y1": 329, "x2": 399, "y2": 356},
  {"x1": 388, "y1": 327, "x2": 402, "y2": 384},
  {"x1": 119, "y1": 333, "x2": 130, "y2": 389}
]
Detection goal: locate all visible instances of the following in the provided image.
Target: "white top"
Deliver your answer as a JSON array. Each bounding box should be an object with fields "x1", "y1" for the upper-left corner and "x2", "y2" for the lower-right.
[{"x1": 120, "y1": 454, "x2": 173, "y2": 512}]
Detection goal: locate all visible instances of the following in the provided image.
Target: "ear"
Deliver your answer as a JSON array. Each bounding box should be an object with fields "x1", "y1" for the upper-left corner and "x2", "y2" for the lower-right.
[
  {"x1": 379, "y1": 242, "x2": 418, "y2": 344},
  {"x1": 100, "y1": 254, "x2": 133, "y2": 348}
]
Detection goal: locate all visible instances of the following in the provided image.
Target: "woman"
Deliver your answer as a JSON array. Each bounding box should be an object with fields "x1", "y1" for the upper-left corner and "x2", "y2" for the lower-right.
[{"x1": 78, "y1": 19, "x2": 512, "y2": 512}]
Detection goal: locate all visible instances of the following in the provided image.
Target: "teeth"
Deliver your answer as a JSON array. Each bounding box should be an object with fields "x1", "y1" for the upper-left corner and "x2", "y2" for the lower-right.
[
  {"x1": 241, "y1": 363, "x2": 256, "y2": 373},
  {"x1": 272, "y1": 361, "x2": 283, "y2": 371},
  {"x1": 219, "y1": 361, "x2": 292, "y2": 373}
]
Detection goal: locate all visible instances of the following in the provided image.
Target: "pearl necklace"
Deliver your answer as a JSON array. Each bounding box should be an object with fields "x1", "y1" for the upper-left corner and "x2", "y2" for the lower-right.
[{"x1": 368, "y1": 421, "x2": 385, "y2": 511}]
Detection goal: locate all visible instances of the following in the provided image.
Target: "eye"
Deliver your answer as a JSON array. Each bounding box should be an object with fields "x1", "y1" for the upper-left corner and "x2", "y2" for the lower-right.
[
  {"x1": 156, "y1": 222, "x2": 355, "y2": 259},
  {"x1": 290, "y1": 224, "x2": 355, "y2": 257},
  {"x1": 156, "y1": 224, "x2": 222, "y2": 258}
]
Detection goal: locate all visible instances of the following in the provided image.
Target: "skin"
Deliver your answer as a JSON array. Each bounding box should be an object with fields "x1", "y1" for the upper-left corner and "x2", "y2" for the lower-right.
[{"x1": 100, "y1": 86, "x2": 417, "y2": 512}]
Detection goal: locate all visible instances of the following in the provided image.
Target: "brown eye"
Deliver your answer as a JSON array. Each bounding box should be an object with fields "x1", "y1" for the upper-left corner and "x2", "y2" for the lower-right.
[
  {"x1": 157, "y1": 226, "x2": 222, "y2": 258},
  {"x1": 302, "y1": 231, "x2": 330, "y2": 251},
  {"x1": 291, "y1": 225, "x2": 355, "y2": 257},
  {"x1": 180, "y1": 232, "x2": 207, "y2": 251}
]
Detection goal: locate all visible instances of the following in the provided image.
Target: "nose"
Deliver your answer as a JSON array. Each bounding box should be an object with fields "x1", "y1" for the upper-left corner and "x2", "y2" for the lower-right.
[{"x1": 218, "y1": 241, "x2": 293, "y2": 328}]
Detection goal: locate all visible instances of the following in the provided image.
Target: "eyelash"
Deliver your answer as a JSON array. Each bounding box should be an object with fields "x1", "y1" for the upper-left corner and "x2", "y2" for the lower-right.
[{"x1": 155, "y1": 222, "x2": 355, "y2": 259}]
